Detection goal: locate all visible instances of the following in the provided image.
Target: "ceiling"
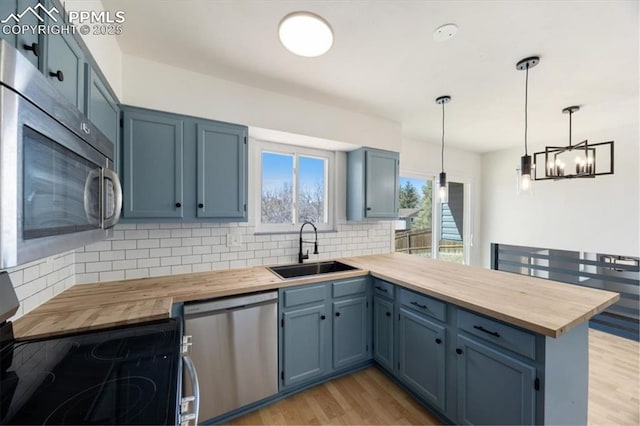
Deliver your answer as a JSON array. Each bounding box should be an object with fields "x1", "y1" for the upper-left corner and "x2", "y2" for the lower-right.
[{"x1": 102, "y1": 0, "x2": 638, "y2": 153}]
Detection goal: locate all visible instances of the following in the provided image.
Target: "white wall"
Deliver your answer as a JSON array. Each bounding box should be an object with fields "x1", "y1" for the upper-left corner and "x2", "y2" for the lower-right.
[
  {"x1": 480, "y1": 118, "x2": 639, "y2": 267},
  {"x1": 400, "y1": 137, "x2": 483, "y2": 266},
  {"x1": 121, "y1": 55, "x2": 401, "y2": 152}
]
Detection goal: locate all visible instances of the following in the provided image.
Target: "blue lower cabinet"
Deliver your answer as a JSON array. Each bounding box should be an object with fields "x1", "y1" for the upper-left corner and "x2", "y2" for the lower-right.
[
  {"x1": 456, "y1": 333, "x2": 536, "y2": 425},
  {"x1": 373, "y1": 295, "x2": 394, "y2": 371},
  {"x1": 282, "y1": 304, "x2": 328, "y2": 387},
  {"x1": 397, "y1": 307, "x2": 446, "y2": 411},
  {"x1": 332, "y1": 296, "x2": 369, "y2": 369}
]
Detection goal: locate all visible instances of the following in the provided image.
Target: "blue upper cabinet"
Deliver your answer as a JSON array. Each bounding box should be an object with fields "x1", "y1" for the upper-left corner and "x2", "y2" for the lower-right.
[
  {"x1": 120, "y1": 105, "x2": 248, "y2": 222},
  {"x1": 1, "y1": 1, "x2": 43, "y2": 69},
  {"x1": 196, "y1": 123, "x2": 247, "y2": 220},
  {"x1": 347, "y1": 147, "x2": 399, "y2": 220},
  {"x1": 85, "y1": 65, "x2": 119, "y2": 147},
  {"x1": 122, "y1": 107, "x2": 184, "y2": 218},
  {"x1": 43, "y1": 1, "x2": 84, "y2": 111}
]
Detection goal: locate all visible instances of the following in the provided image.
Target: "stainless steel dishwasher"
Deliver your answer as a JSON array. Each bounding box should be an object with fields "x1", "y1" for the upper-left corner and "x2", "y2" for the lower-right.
[{"x1": 183, "y1": 291, "x2": 278, "y2": 421}]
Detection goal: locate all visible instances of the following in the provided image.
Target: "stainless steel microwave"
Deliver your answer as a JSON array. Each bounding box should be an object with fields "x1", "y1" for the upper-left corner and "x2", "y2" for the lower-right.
[{"x1": 0, "y1": 40, "x2": 121, "y2": 268}]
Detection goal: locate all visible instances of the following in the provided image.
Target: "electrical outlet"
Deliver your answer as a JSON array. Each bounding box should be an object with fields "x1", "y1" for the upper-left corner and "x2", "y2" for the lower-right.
[{"x1": 226, "y1": 232, "x2": 242, "y2": 247}]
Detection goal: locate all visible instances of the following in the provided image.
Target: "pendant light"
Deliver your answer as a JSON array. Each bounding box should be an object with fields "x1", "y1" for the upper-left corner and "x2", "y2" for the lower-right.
[
  {"x1": 532, "y1": 106, "x2": 615, "y2": 180},
  {"x1": 515, "y1": 56, "x2": 539, "y2": 195},
  {"x1": 435, "y1": 95, "x2": 451, "y2": 203}
]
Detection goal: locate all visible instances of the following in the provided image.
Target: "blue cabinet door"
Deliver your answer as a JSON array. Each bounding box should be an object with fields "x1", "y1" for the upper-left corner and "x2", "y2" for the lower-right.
[
  {"x1": 0, "y1": 1, "x2": 17, "y2": 47},
  {"x1": 43, "y1": 3, "x2": 84, "y2": 110},
  {"x1": 365, "y1": 149, "x2": 398, "y2": 218},
  {"x1": 332, "y1": 296, "x2": 369, "y2": 369},
  {"x1": 398, "y1": 307, "x2": 446, "y2": 411},
  {"x1": 456, "y1": 334, "x2": 536, "y2": 425},
  {"x1": 373, "y1": 295, "x2": 394, "y2": 371},
  {"x1": 196, "y1": 122, "x2": 247, "y2": 220},
  {"x1": 122, "y1": 109, "x2": 184, "y2": 218},
  {"x1": 282, "y1": 304, "x2": 328, "y2": 387},
  {"x1": 85, "y1": 65, "x2": 119, "y2": 146},
  {"x1": 11, "y1": 0, "x2": 42, "y2": 69}
]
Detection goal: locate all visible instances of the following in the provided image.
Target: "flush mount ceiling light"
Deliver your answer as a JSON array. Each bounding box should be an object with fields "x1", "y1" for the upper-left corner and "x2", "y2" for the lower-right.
[
  {"x1": 435, "y1": 95, "x2": 451, "y2": 203},
  {"x1": 515, "y1": 56, "x2": 540, "y2": 195},
  {"x1": 433, "y1": 23, "x2": 458, "y2": 42},
  {"x1": 278, "y1": 12, "x2": 333, "y2": 57},
  {"x1": 533, "y1": 106, "x2": 614, "y2": 180}
]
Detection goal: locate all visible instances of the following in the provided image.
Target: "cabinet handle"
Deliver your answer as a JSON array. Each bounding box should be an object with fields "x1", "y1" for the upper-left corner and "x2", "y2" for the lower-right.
[
  {"x1": 335, "y1": 312, "x2": 341, "y2": 317},
  {"x1": 320, "y1": 315, "x2": 326, "y2": 320},
  {"x1": 473, "y1": 325, "x2": 501, "y2": 338},
  {"x1": 23, "y1": 42, "x2": 40, "y2": 57},
  {"x1": 375, "y1": 286, "x2": 388, "y2": 293},
  {"x1": 49, "y1": 70, "x2": 64, "y2": 82},
  {"x1": 366, "y1": 207, "x2": 372, "y2": 211},
  {"x1": 435, "y1": 338, "x2": 442, "y2": 344},
  {"x1": 456, "y1": 348, "x2": 463, "y2": 355},
  {"x1": 198, "y1": 203, "x2": 204, "y2": 208},
  {"x1": 175, "y1": 202, "x2": 182, "y2": 208},
  {"x1": 410, "y1": 301, "x2": 428, "y2": 310},
  {"x1": 385, "y1": 312, "x2": 391, "y2": 317}
]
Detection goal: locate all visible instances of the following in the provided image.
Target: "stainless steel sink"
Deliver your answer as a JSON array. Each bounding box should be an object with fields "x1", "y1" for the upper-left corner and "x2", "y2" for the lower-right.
[{"x1": 268, "y1": 261, "x2": 359, "y2": 279}]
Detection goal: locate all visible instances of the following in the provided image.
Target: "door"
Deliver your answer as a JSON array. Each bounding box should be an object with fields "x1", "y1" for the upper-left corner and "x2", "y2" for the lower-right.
[
  {"x1": 44, "y1": 12, "x2": 84, "y2": 110},
  {"x1": 85, "y1": 65, "x2": 119, "y2": 146},
  {"x1": 10, "y1": 0, "x2": 42, "y2": 69},
  {"x1": 122, "y1": 109, "x2": 184, "y2": 218},
  {"x1": 365, "y1": 149, "x2": 399, "y2": 218},
  {"x1": 282, "y1": 304, "x2": 328, "y2": 387},
  {"x1": 456, "y1": 334, "x2": 536, "y2": 425},
  {"x1": 196, "y1": 122, "x2": 247, "y2": 219},
  {"x1": 373, "y1": 295, "x2": 394, "y2": 371},
  {"x1": 398, "y1": 308, "x2": 446, "y2": 410},
  {"x1": 332, "y1": 296, "x2": 369, "y2": 369}
]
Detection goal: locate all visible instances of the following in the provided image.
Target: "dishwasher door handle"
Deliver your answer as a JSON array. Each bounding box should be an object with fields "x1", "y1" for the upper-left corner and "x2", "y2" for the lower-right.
[{"x1": 181, "y1": 355, "x2": 200, "y2": 426}]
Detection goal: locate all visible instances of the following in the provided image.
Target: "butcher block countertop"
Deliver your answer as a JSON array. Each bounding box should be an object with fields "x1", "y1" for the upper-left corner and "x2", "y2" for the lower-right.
[{"x1": 12, "y1": 252, "x2": 618, "y2": 340}]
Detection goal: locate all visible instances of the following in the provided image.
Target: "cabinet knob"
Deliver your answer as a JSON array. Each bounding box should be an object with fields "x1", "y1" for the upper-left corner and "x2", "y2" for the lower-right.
[
  {"x1": 435, "y1": 338, "x2": 442, "y2": 344},
  {"x1": 335, "y1": 312, "x2": 341, "y2": 317},
  {"x1": 175, "y1": 202, "x2": 182, "y2": 208},
  {"x1": 366, "y1": 207, "x2": 372, "y2": 211},
  {"x1": 385, "y1": 312, "x2": 391, "y2": 317},
  {"x1": 49, "y1": 70, "x2": 64, "y2": 82},
  {"x1": 198, "y1": 203, "x2": 204, "y2": 208},
  {"x1": 456, "y1": 348, "x2": 463, "y2": 355},
  {"x1": 23, "y1": 42, "x2": 40, "y2": 57},
  {"x1": 320, "y1": 315, "x2": 326, "y2": 320}
]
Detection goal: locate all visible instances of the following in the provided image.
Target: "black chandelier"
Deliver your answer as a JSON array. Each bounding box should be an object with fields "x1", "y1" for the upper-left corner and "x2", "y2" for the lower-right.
[{"x1": 534, "y1": 106, "x2": 615, "y2": 180}]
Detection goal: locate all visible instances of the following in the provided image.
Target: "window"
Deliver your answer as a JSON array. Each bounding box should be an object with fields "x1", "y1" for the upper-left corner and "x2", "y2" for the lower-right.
[
  {"x1": 396, "y1": 174, "x2": 471, "y2": 265},
  {"x1": 395, "y1": 176, "x2": 433, "y2": 257},
  {"x1": 257, "y1": 141, "x2": 333, "y2": 232}
]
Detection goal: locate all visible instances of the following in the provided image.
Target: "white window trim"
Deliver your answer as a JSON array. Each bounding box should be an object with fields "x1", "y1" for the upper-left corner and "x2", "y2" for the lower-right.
[{"x1": 254, "y1": 140, "x2": 335, "y2": 233}]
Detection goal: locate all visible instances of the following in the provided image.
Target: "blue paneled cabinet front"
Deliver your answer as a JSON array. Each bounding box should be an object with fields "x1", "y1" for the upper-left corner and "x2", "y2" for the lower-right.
[
  {"x1": 85, "y1": 65, "x2": 119, "y2": 147},
  {"x1": 372, "y1": 295, "x2": 394, "y2": 371},
  {"x1": 122, "y1": 109, "x2": 184, "y2": 218},
  {"x1": 456, "y1": 334, "x2": 536, "y2": 425},
  {"x1": 332, "y1": 296, "x2": 369, "y2": 369},
  {"x1": 398, "y1": 307, "x2": 447, "y2": 411},
  {"x1": 1, "y1": 0, "x2": 42, "y2": 69},
  {"x1": 120, "y1": 106, "x2": 248, "y2": 221}
]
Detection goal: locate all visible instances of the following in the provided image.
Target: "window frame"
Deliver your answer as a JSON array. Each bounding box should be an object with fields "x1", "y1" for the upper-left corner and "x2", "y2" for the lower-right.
[{"x1": 255, "y1": 140, "x2": 335, "y2": 233}]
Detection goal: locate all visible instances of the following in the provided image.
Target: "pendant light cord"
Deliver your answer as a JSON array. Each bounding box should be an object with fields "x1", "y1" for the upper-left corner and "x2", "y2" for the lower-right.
[
  {"x1": 524, "y1": 64, "x2": 529, "y2": 156},
  {"x1": 441, "y1": 102, "x2": 445, "y2": 173}
]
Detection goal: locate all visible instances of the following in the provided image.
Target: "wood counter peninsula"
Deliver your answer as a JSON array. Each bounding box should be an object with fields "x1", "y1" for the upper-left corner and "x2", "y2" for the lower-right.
[{"x1": 12, "y1": 252, "x2": 618, "y2": 425}]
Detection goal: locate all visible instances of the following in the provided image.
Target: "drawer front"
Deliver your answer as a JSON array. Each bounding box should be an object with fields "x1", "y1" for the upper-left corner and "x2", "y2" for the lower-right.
[
  {"x1": 282, "y1": 284, "x2": 327, "y2": 308},
  {"x1": 457, "y1": 309, "x2": 536, "y2": 360},
  {"x1": 399, "y1": 289, "x2": 446, "y2": 322},
  {"x1": 332, "y1": 277, "x2": 367, "y2": 298},
  {"x1": 373, "y1": 279, "x2": 394, "y2": 300}
]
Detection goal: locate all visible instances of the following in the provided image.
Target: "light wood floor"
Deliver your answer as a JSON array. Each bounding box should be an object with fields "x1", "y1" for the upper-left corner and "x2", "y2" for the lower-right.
[{"x1": 228, "y1": 329, "x2": 639, "y2": 425}]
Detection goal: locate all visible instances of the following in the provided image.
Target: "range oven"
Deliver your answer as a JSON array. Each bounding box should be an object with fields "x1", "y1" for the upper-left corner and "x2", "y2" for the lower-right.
[
  {"x1": 0, "y1": 272, "x2": 198, "y2": 425},
  {"x1": 0, "y1": 40, "x2": 121, "y2": 269}
]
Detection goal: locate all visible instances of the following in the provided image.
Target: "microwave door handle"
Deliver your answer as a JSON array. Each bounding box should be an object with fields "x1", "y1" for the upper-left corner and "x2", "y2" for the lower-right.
[
  {"x1": 102, "y1": 169, "x2": 122, "y2": 229},
  {"x1": 83, "y1": 169, "x2": 101, "y2": 226}
]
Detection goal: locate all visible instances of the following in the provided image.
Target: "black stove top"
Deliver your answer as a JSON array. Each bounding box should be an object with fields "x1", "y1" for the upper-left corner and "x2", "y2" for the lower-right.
[{"x1": 0, "y1": 319, "x2": 181, "y2": 425}]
